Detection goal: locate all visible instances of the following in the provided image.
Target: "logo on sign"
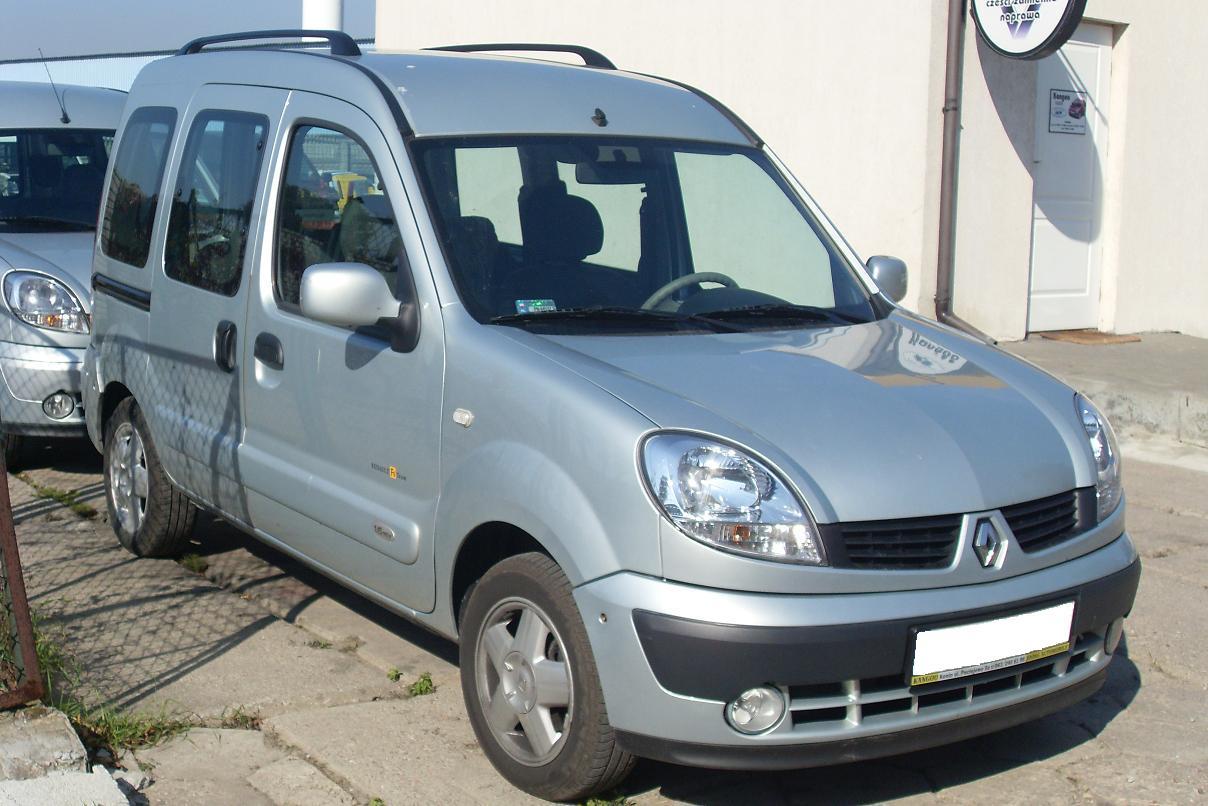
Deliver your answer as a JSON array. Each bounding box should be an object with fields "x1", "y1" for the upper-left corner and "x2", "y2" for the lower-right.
[{"x1": 971, "y1": 0, "x2": 1086, "y2": 60}]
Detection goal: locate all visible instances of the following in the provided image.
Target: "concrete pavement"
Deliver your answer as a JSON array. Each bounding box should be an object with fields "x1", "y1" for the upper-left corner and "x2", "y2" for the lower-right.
[
  {"x1": 5, "y1": 431, "x2": 1208, "y2": 804},
  {"x1": 1007, "y1": 333, "x2": 1208, "y2": 448}
]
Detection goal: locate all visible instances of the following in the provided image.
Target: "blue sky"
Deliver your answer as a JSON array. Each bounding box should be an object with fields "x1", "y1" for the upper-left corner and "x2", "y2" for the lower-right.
[{"x1": 0, "y1": 0, "x2": 375, "y2": 61}]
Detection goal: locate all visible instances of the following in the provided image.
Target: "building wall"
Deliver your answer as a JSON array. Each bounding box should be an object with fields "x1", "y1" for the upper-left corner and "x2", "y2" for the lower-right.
[
  {"x1": 376, "y1": 0, "x2": 948, "y2": 315},
  {"x1": 377, "y1": 1, "x2": 1206, "y2": 339},
  {"x1": 1080, "y1": 1, "x2": 1208, "y2": 338}
]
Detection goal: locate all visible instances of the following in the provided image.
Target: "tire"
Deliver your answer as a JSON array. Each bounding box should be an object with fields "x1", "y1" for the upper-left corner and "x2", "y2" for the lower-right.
[
  {"x1": 459, "y1": 552, "x2": 634, "y2": 802},
  {"x1": 103, "y1": 397, "x2": 197, "y2": 557},
  {"x1": 2, "y1": 432, "x2": 24, "y2": 472}
]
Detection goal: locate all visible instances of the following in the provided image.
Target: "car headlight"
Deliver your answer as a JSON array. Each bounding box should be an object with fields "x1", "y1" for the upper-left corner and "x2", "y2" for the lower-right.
[
  {"x1": 1075, "y1": 393, "x2": 1122, "y2": 520},
  {"x1": 3, "y1": 271, "x2": 89, "y2": 334},
  {"x1": 640, "y1": 433, "x2": 826, "y2": 565}
]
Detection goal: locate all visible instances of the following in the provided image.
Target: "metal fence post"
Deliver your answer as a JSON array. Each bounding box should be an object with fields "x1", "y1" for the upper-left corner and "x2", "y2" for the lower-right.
[{"x1": 0, "y1": 455, "x2": 44, "y2": 709}]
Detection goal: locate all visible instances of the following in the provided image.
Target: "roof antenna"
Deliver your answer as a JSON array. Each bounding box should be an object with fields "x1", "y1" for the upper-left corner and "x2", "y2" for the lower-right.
[{"x1": 38, "y1": 48, "x2": 70, "y2": 124}]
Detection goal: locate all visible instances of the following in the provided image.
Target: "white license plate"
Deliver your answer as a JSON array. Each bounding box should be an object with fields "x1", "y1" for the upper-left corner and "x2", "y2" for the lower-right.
[{"x1": 910, "y1": 601, "x2": 1075, "y2": 686}]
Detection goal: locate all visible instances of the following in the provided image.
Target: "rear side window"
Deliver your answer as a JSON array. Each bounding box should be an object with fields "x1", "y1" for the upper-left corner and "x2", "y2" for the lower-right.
[
  {"x1": 274, "y1": 124, "x2": 402, "y2": 307},
  {"x1": 164, "y1": 111, "x2": 268, "y2": 296},
  {"x1": 101, "y1": 107, "x2": 176, "y2": 268}
]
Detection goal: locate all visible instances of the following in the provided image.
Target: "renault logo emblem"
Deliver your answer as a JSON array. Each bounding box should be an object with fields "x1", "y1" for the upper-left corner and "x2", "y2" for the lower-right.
[{"x1": 972, "y1": 519, "x2": 1003, "y2": 568}]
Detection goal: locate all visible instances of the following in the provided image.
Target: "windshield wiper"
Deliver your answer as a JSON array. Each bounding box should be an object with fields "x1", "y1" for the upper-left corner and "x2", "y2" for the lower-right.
[
  {"x1": 0, "y1": 215, "x2": 94, "y2": 231},
  {"x1": 490, "y1": 306, "x2": 745, "y2": 333},
  {"x1": 698, "y1": 303, "x2": 866, "y2": 327}
]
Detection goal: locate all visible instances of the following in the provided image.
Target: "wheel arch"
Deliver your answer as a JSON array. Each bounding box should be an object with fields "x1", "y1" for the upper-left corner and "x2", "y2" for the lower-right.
[
  {"x1": 450, "y1": 521, "x2": 548, "y2": 632},
  {"x1": 99, "y1": 381, "x2": 134, "y2": 446}
]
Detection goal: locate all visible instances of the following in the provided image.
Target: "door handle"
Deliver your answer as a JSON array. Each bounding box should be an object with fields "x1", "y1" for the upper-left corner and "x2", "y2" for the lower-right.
[
  {"x1": 254, "y1": 332, "x2": 284, "y2": 371},
  {"x1": 214, "y1": 320, "x2": 237, "y2": 373}
]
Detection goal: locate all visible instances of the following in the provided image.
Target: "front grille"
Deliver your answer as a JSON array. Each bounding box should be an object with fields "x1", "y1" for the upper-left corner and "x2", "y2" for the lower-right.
[
  {"x1": 836, "y1": 514, "x2": 963, "y2": 569},
  {"x1": 785, "y1": 630, "x2": 1104, "y2": 733},
  {"x1": 1003, "y1": 490, "x2": 1082, "y2": 552}
]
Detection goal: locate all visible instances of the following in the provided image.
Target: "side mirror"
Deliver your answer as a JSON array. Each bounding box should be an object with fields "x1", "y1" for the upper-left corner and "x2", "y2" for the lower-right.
[
  {"x1": 300, "y1": 262, "x2": 419, "y2": 352},
  {"x1": 865, "y1": 255, "x2": 908, "y2": 303}
]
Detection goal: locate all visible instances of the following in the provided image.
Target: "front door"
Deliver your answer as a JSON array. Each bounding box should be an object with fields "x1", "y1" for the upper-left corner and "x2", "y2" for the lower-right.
[
  {"x1": 239, "y1": 92, "x2": 444, "y2": 613},
  {"x1": 147, "y1": 85, "x2": 286, "y2": 521},
  {"x1": 1027, "y1": 23, "x2": 1113, "y2": 332}
]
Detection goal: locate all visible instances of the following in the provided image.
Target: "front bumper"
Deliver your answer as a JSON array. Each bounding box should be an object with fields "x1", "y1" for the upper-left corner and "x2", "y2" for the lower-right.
[
  {"x1": 0, "y1": 340, "x2": 86, "y2": 436},
  {"x1": 574, "y1": 533, "x2": 1139, "y2": 767}
]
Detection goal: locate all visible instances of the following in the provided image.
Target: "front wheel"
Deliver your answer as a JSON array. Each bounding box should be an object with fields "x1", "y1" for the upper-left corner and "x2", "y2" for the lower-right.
[
  {"x1": 459, "y1": 552, "x2": 634, "y2": 801},
  {"x1": 103, "y1": 397, "x2": 197, "y2": 557}
]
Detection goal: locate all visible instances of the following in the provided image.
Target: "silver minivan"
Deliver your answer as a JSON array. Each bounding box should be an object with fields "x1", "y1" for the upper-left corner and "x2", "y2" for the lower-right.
[
  {"x1": 0, "y1": 81, "x2": 123, "y2": 467},
  {"x1": 84, "y1": 32, "x2": 1140, "y2": 802}
]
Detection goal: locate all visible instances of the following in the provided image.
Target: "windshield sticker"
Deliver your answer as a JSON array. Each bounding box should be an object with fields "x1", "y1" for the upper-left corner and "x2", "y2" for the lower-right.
[{"x1": 515, "y1": 299, "x2": 557, "y2": 314}]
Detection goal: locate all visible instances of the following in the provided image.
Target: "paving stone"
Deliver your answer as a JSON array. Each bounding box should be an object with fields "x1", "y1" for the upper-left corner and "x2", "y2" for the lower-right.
[
  {"x1": 134, "y1": 728, "x2": 284, "y2": 806},
  {"x1": 0, "y1": 706, "x2": 86, "y2": 781},
  {"x1": 264, "y1": 695, "x2": 543, "y2": 805},
  {"x1": 0, "y1": 768, "x2": 126, "y2": 805},
  {"x1": 247, "y1": 757, "x2": 357, "y2": 806}
]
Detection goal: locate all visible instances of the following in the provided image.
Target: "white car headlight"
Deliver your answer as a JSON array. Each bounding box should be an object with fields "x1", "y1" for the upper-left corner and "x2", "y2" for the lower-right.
[
  {"x1": 1075, "y1": 393, "x2": 1122, "y2": 520},
  {"x1": 640, "y1": 433, "x2": 826, "y2": 565},
  {"x1": 3, "y1": 271, "x2": 89, "y2": 334}
]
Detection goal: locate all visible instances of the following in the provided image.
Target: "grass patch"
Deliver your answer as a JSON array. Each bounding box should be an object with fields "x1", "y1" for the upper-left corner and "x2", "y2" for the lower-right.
[
  {"x1": 57, "y1": 698, "x2": 195, "y2": 752},
  {"x1": 584, "y1": 796, "x2": 629, "y2": 806},
  {"x1": 386, "y1": 667, "x2": 402, "y2": 683},
  {"x1": 368, "y1": 798, "x2": 386, "y2": 806},
  {"x1": 29, "y1": 610, "x2": 196, "y2": 756},
  {"x1": 178, "y1": 553, "x2": 209, "y2": 575},
  {"x1": 407, "y1": 672, "x2": 435, "y2": 697},
  {"x1": 16, "y1": 473, "x2": 98, "y2": 519},
  {"x1": 218, "y1": 705, "x2": 262, "y2": 730},
  {"x1": 305, "y1": 639, "x2": 332, "y2": 650}
]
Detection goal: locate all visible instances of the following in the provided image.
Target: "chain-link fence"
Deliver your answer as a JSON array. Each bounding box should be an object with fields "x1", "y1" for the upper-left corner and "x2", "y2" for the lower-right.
[{"x1": 0, "y1": 464, "x2": 43, "y2": 709}]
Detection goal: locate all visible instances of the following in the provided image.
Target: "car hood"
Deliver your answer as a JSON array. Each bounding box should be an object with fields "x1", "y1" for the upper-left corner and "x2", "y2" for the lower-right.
[
  {"x1": 0, "y1": 231, "x2": 95, "y2": 310},
  {"x1": 516, "y1": 312, "x2": 1093, "y2": 523}
]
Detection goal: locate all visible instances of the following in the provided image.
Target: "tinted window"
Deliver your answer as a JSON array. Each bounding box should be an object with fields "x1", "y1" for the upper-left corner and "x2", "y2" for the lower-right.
[
  {"x1": 164, "y1": 111, "x2": 268, "y2": 296},
  {"x1": 0, "y1": 129, "x2": 114, "y2": 231},
  {"x1": 414, "y1": 136, "x2": 877, "y2": 328},
  {"x1": 101, "y1": 107, "x2": 176, "y2": 268},
  {"x1": 275, "y1": 125, "x2": 402, "y2": 307}
]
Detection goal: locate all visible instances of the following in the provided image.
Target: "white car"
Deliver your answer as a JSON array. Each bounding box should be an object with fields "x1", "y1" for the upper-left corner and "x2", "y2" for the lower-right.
[{"x1": 0, "y1": 81, "x2": 125, "y2": 467}]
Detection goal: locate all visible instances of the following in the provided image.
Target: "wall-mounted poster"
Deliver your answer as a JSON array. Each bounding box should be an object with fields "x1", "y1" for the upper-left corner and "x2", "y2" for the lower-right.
[{"x1": 1049, "y1": 89, "x2": 1088, "y2": 135}]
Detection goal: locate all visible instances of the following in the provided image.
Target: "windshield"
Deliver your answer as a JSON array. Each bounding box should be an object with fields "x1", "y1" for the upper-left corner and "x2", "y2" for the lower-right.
[
  {"x1": 413, "y1": 136, "x2": 880, "y2": 333},
  {"x1": 0, "y1": 128, "x2": 115, "y2": 231}
]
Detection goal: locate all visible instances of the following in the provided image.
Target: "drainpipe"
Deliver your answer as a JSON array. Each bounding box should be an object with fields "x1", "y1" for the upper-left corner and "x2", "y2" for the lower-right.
[{"x1": 935, "y1": 0, "x2": 997, "y2": 344}]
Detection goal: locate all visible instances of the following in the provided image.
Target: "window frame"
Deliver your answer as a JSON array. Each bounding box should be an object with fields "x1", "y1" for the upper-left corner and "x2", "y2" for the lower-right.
[
  {"x1": 271, "y1": 119, "x2": 411, "y2": 316},
  {"x1": 99, "y1": 106, "x2": 178, "y2": 269},
  {"x1": 162, "y1": 108, "x2": 270, "y2": 297}
]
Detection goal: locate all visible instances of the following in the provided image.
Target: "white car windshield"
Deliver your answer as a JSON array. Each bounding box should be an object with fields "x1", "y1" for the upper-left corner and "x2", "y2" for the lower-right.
[
  {"x1": 0, "y1": 128, "x2": 114, "y2": 231},
  {"x1": 414, "y1": 136, "x2": 882, "y2": 333}
]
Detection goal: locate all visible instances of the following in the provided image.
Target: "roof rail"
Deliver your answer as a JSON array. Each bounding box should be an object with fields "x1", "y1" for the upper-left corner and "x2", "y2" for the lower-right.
[
  {"x1": 426, "y1": 43, "x2": 615, "y2": 70},
  {"x1": 177, "y1": 29, "x2": 362, "y2": 57}
]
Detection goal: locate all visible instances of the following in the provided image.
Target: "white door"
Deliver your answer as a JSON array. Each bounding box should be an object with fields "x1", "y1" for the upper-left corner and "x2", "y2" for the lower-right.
[{"x1": 1027, "y1": 23, "x2": 1113, "y2": 332}]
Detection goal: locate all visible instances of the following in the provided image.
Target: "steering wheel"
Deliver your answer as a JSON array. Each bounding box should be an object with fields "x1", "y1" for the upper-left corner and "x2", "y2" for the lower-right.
[{"x1": 640, "y1": 272, "x2": 740, "y2": 310}]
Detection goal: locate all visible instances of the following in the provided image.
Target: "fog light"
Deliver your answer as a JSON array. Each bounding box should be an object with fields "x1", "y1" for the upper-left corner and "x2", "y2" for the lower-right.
[
  {"x1": 42, "y1": 392, "x2": 74, "y2": 420},
  {"x1": 1104, "y1": 617, "x2": 1125, "y2": 655},
  {"x1": 725, "y1": 685, "x2": 785, "y2": 735}
]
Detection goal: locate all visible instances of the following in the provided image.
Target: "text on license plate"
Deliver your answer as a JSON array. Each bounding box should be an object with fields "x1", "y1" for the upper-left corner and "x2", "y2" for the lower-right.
[{"x1": 910, "y1": 601, "x2": 1075, "y2": 686}]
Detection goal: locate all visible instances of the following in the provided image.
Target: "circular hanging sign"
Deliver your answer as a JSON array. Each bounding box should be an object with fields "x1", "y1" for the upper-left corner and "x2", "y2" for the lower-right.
[{"x1": 971, "y1": 0, "x2": 1088, "y2": 60}]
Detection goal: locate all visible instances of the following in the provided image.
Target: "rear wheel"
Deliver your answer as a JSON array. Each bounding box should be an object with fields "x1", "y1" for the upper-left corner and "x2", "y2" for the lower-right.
[
  {"x1": 104, "y1": 397, "x2": 197, "y2": 557},
  {"x1": 460, "y1": 552, "x2": 634, "y2": 801}
]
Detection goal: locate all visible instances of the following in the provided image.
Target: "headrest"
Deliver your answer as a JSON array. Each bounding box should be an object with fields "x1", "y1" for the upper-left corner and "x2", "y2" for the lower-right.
[
  {"x1": 450, "y1": 215, "x2": 499, "y2": 248},
  {"x1": 519, "y1": 183, "x2": 603, "y2": 263},
  {"x1": 60, "y1": 163, "x2": 105, "y2": 200},
  {"x1": 27, "y1": 155, "x2": 62, "y2": 190}
]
